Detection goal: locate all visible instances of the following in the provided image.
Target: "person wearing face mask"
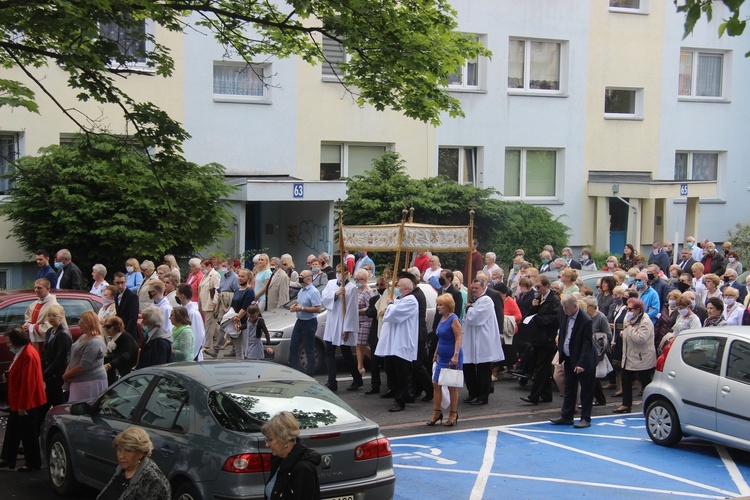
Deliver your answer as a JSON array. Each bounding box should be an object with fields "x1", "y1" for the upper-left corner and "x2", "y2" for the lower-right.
[
  {"x1": 113, "y1": 272, "x2": 140, "y2": 341},
  {"x1": 124, "y1": 258, "x2": 143, "y2": 294},
  {"x1": 700, "y1": 241, "x2": 726, "y2": 276},
  {"x1": 262, "y1": 257, "x2": 290, "y2": 312},
  {"x1": 136, "y1": 307, "x2": 174, "y2": 369},
  {"x1": 41, "y1": 304, "x2": 72, "y2": 409},
  {"x1": 309, "y1": 258, "x2": 328, "y2": 287},
  {"x1": 721, "y1": 268, "x2": 747, "y2": 304},
  {"x1": 561, "y1": 247, "x2": 582, "y2": 270},
  {"x1": 102, "y1": 316, "x2": 138, "y2": 386},
  {"x1": 606, "y1": 288, "x2": 637, "y2": 395},
  {"x1": 97, "y1": 285, "x2": 118, "y2": 325},
  {"x1": 321, "y1": 264, "x2": 361, "y2": 392},
  {"x1": 722, "y1": 287, "x2": 743, "y2": 325},
  {"x1": 685, "y1": 236, "x2": 703, "y2": 262},
  {"x1": 613, "y1": 298, "x2": 656, "y2": 414},
  {"x1": 681, "y1": 290, "x2": 708, "y2": 325},
  {"x1": 725, "y1": 250, "x2": 743, "y2": 275},
  {"x1": 579, "y1": 248, "x2": 597, "y2": 271},
  {"x1": 538, "y1": 251, "x2": 552, "y2": 273},
  {"x1": 671, "y1": 295, "x2": 701, "y2": 337},
  {"x1": 354, "y1": 250, "x2": 376, "y2": 276},
  {"x1": 647, "y1": 240, "x2": 670, "y2": 275},
  {"x1": 289, "y1": 270, "x2": 323, "y2": 376},
  {"x1": 507, "y1": 256, "x2": 525, "y2": 292},
  {"x1": 634, "y1": 271, "x2": 660, "y2": 325},
  {"x1": 655, "y1": 290, "x2": 682, "y2": 349},
  {"x1": 646, "y1": 264, "x2": 670, "y2": 310},
  {"x1": 174, "y1": 284, "x2": 205, "y2": 360},
  {"x1": 198, "y1": 259, "x2": 221, "y2": 351},
  {"x1": 53, "y1": 248, "x2": 83, "y2": 290},
  {"x1": 137, "y1": 260, "x2": 159, "y2": 311},
  {"x1": 350, "y1": 269, "x2": 374, "y2": 376},
  {"x1": 700, "y1": 273, "x2": 722, "y2": 307}
]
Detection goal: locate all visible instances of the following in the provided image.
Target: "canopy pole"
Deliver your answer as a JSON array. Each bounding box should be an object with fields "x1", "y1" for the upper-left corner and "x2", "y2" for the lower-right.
[
  {"x1": 466, "y1": 210, "x2": 475, "y2": 286},
  {"x1": 336, "y1": 209, "x2": 347, "y2": 317},
  {"x1": 392, "y1": 209, "x2": 408, "y2": 292}
]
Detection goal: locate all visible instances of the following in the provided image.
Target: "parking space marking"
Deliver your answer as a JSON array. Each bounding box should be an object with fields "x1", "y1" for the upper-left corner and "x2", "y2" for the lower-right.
[
  {"x1": 716, "y1": 444, "x2": 750, "y2": 496},
  {"x1": 499, "y1": 427, "x2": 738, "y2": 497},
  {"x1": 516, "y1": 429, "x2": 645, "y2": 441},
  {"x1": 469, "y1": 429, "x2": 497, "y2": 500}
]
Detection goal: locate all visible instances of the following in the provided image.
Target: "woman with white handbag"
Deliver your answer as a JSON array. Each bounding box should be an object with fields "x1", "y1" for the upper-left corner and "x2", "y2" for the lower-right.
[{"x1": 428, "y1": 294, "x2": 463, "y2": 427}]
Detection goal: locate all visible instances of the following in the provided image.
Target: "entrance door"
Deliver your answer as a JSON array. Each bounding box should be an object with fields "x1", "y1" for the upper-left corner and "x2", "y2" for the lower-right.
[
  {"x1": 609, "y1": 197, "x2": 629, "y2": 254},
  {"x1": 244, "y1": 201, "x2": 262, "y2": 266}
]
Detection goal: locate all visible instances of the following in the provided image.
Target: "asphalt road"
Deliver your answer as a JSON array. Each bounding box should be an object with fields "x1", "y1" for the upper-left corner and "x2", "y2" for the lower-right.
[{"x1": 0, "y1": 353, "x2": 632, "y2": 499}]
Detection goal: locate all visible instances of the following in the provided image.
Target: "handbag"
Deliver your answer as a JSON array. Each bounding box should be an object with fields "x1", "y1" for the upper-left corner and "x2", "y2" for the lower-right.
[
  {"x1": 438, "y1": 366, "x2": 464, "y2": 388},
  {"x1": 595, "y1": 355, "x2": 613, "y2": 379}
]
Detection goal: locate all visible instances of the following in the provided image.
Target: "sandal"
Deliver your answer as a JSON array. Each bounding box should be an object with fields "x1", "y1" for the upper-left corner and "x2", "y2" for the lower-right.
[{"x1": 17, "y1": 465, "x2": 39, "y2": 472}]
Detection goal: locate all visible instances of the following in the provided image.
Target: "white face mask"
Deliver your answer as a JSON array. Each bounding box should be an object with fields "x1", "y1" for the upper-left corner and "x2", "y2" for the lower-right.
[
  {"x1": 625, "y1": 311, "x2": 634, "y2": 322},
  {"x1": 126, "y1": 266, "x2": 134, "y2": 273},
  {"x1": 678, "y1": 308, "x2": 688, "y2": 317},
  {"x1": 725, "y1": 298, "x2": 735, "y2": 307},
  {"x1": 668, "y1": 300, "x2": 676, "y2": 308}
]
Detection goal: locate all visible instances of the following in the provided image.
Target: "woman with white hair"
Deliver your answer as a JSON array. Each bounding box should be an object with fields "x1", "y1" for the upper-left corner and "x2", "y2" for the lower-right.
[
  {"x1": 163, "y1": 254, "x2": 180, "y2": 280},
  {"x1": 281, "y1": 254, "x2": 300, "y2": 290},
  {"x1": 136, "y1": 306, "x2": 173, "y2": 369},
  {"x1": 90, "y1": 263, "x2": 109, "y2": 297},
  {"x1": 97, "y1": 427, "x2": 170, "y2": 500},
  {"x1": 185, "y1": 257, "x2": 202, "y2": 303},
  {"x1": 138, "y1": 260, "x2": 158, "y2": 311}
]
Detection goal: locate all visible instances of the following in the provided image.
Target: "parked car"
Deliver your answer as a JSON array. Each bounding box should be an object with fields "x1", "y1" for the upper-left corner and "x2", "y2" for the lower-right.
[
  {"x1": 0, "y1": 289, "x2": 102, "y2": 388},
  {"x1": 41, "y1": 360, "x2": 395, "y2": 499},
  {"x1": 642, "y1": 326, "x2": 750, "y2": 451},
  {"x1": 263, "y1": 283, "x2": 437, "y2": 374},
  {"x1": 542, "y1": 270, "x2": 613, "y2": 292}
]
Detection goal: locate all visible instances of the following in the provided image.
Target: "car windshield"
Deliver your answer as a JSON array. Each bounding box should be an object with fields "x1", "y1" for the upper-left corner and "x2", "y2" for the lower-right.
[{"x1": 209, "y1": 379, "x2": 362, "y2": 433}]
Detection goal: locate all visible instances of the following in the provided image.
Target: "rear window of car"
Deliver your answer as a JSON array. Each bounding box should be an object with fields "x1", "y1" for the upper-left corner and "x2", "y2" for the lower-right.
[
  {"x1": 681, "y1": 336, "x2": 725, "y2": 375},
  {"x1": 208, "y1": 380, "x2": 362, "y2": 433},
  {"x1": 0, "y1": 299, "x2": 33, "y2": 331}
]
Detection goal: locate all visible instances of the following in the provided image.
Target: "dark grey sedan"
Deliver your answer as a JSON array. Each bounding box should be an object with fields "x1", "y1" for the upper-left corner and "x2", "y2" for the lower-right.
[{"x1": 41, "y1": 361, "x2": 395, "y2": 499}]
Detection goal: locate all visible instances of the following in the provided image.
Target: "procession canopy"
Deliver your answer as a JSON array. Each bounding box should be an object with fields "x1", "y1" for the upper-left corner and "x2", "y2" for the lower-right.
[{"x1": 340, "y1": 223, "x2": 472, "y2": 252}]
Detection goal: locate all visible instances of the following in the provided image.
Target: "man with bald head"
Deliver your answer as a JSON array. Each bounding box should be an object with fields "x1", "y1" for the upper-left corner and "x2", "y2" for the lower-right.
[
  {"x1": 634, "y1": 271, "x2": 660, "y2": 324},
  {"x1": 54, "y1": 249, "x2": 82, "y2": 290},
  {"x1": 682, "y1": 290, "x2": 708, "y2": 325}
]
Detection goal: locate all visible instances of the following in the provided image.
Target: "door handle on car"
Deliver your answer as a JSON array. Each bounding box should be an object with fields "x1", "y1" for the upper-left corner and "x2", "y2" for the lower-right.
[
  {"x1": 721, "y1": 386, "x2": 731, "y2": 394},
  {"x1": 667, "y1": 371, "x2": 676, "y2": 378},
  {"x1": 160, "y1": 447, "x2": 176, "y2": 455}
]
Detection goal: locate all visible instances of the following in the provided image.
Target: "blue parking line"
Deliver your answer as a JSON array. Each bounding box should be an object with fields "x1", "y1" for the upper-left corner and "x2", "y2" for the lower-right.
[{"x1": 390, "y1": 415, "x2": 750, "y2": 499}]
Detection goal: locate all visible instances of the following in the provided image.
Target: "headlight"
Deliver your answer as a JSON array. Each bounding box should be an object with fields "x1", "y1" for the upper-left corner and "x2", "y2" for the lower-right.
[{"x1": 272, "y1": 330, "x2": 284, "y2": 338}]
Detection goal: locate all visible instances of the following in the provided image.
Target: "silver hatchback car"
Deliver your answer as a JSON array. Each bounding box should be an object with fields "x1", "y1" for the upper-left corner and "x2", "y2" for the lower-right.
[
  {"x1": 642, "y1": 326, "x2": 750, "y2": 451},
  {"x1": 41, "y1": 361, "x2": 395, "y2": 499}
]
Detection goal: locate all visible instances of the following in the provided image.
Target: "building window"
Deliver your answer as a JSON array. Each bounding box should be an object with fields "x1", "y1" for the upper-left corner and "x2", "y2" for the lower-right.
[
  {"x1": 674, "y1": 152, "x2": 719, "y2": 181},
  {"x1": 213, "y1": 62, "x2": 271, "y2": 104},
  {"x1": 322, "y1": 35, "x2": 347, "y2": 82},
  {"x1": 447, "y1": 34, "x2": 485, "y2": 91},
  {"x1": 438, "y1": 147, "x2": 480, "y2": 186},
  {"x1": 0, "y1": 133, "x2": 20, "y2": 195},
  {"x1": 504, "y1": 149, "x2": 558, "y2": 199},
  {"x1": 604, "y1": 87, "x2": 643, "y2": 119},
  {"x1": 508, "y1": 38, "x2": 565, "y2": 94},
  {"x1": 609, "y1": 0, "x2": 649, "y2": 13},
  {"x1": 99, "y1": 17, "x2": 153, "y2": 69},
  {"x1": 0, "y1": 269, "x2": 6, "y2": 290},
  {"x1": 679, "y1": 49, "x2": 726, "y2": 99},
  {"x1": 320, "y1": 144, "x2": 387, "y2": 180}
]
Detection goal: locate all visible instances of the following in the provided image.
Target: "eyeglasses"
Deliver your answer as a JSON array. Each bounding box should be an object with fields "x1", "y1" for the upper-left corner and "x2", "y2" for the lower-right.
[
  {"x1": 626, "y1": 307, "x2": 637, "y2": 312},
  {"x1": 114, "y1": 281, "x2": 126, "y2": 285},
  {"x1": 103, "y1": 324, "x2": 114, "y2": 329}
]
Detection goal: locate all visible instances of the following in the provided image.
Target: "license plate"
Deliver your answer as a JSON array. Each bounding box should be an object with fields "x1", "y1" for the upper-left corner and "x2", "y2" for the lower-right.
[{"x1": 324, "y1": 496, "x2": 354, "y2": 500}]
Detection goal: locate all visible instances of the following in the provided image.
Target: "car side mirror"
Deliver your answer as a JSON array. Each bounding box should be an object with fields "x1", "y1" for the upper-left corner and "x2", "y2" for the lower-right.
[{"x1": 69, "y1": 402, "x2": 94, "y2": 416}]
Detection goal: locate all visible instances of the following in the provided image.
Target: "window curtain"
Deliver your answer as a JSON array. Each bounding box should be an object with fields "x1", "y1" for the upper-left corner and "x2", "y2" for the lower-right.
[
  {"x1": 438, "y1": 148, "x2": 460, "y2": 181},
  {"x1": 213, "y1": 64, "x2": 263, "y2": 96},
  {"x1": 692, "y1": 153, "x2": 718, "y2": 181},
  {"x1": 504, "y1": 150, "x2": 521, "y2": 197},
  {"x1": 530, "y1": 41, "x2": 560, "y2": 90},
  {"x1": 508, "y1": 40, "x2": 525, "y2": 89},
  {"x1": 678, "y1": 51, "x2": 693, "y2": 96},
  {"x1": 696, "y1": 54, "x2": 722, "y2": 97},
  {"x1": 526, "y1": 150, "x2": 556, "y2": 196}
]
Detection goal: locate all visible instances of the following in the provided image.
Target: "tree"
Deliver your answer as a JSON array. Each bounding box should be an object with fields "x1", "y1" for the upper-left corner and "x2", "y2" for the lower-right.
[
  {"x1": 343, "y1": 152, "x2": 570, "y2": 272},
  {"x1": 727, "y1": 221, "x2": 750, "y2": 270},
  {"x1": 676, "y1": 1, "x2": 750, "y2": 56},
  {"x1": 0, "y1": 134, "x2": 235, "y2": 277},
  {"x1": 0, "y1": 0, "x2": 489, "y2": 160}
]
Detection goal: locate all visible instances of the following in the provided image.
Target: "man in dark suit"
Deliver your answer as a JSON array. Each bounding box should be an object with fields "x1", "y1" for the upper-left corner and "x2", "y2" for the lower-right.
[
  {"x1": 721, "y1": 269, "x2": 747, "y2": 304},
  {"x1": 683, "y1": 291, "x2": 708, "y2": 325},
  {"x1": 562, "y1": 247, "x2": 582, "y2": 270},
  {"x1": 113, "y1": 272, "x2": 140, "y2": 341},
  {"x1": 551, "y1": 295, "x2": 596, "y2": 428},
  {"x1": 701, "y1": 241, "x2": 726, "y2": 276},
  {"x1": 103, "y1": 316, "x2": 139, "y2": 385},
  {"x1": 429, "y1": 269, "x2": 463, "y2": 361},
  {"x1": 53, "y1": 248, "x2": 82, "y2": 290},
  {"x1": 520, "y1": 275, "x2": 561, "y2": 405},
  {"x1": 676, "y1": 247, "x2": 697, "y2": 275}
]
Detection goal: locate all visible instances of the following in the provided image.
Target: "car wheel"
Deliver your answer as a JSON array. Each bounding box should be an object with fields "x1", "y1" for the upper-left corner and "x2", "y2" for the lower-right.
[
  {"x1": 646, "y1": 399, "x2": 682, "y2": 447},
  {"x1": 299, "y1": 341, "x2": 325, "y2": 374},
  {"x1": 518, "y1": 377, "x2": 528, "y2": 387},
  {"x1": 47, "y1": 433, "x2": 79, "y2": 496},
  {"x1": 174, "y1": 480, "x2": 201, "y2": 500}
]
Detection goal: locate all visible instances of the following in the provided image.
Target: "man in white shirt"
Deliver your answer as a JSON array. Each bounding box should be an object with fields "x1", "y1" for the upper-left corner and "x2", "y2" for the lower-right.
[
  {"x1": 149, "y1": 280, "x2": 173, "y2": 335},
  {"x1": 177, "y1": 284, "x2": 204, "y2": 361}
]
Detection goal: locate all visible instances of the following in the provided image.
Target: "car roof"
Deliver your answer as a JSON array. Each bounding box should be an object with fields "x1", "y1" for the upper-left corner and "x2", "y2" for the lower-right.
[
  {"x1": 674, "y1": 326, "x2": 750, "y2": 339},
  {"x1": 0, "y1": 289, "x2": 102, "y2": 302},
  {"x1": 142, "y1": 360, "x2": 312, "y2": 390}
]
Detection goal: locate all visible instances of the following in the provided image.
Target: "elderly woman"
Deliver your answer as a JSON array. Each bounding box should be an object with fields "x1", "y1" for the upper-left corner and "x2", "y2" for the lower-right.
[
  {"x1": 722, "y1": 286, "x2": 743, "y2": 325},
  {"x1": 309, "y1": 258, "x2": 328, "y2": 287},
  {"x1": 428, "y1": 294, "x2": 463, "y2": 427},
  {"x1": 423, "y1": 255, "x2": 443, "y2": 283},
  {"x1": 124, "y1": 258, "x2": 143, "y2": 294},
  {"x1": 170, "y1": 306, "x2": 195, "y2": 362},
  {"x1": 281, "y1": 254, "x2": 300, "y2": 290},
  {"x1": 97, "y1": 427, "x2": 170, "y2": 500},
  {"x1": 163, "y1": 254, "x2": 181, "y2": 280},
  {"x1": 508, "y1": 256, "x2": 525, "y2": 291},
  {"x1": 700, "y1": 273, "x2": 722, "y2": 306},
  {"x1": 353, "y1": 269, "x2": 374, "y2": 375},
  {"x1": 0, "y1": 328, "x2": 47, "y2": 471},
  {"x1": 262, "y1": 411, "x2": 321, "y2": 500},
  {"x1": 138, "y1": 260, "x2": 158, "y2": 311},
  {"x1": 185, "y1": 257, "x2": 202, "y2": 302},
  {"x1": 538, "y1": 250, "x2": 552, "y2": 273},
  {"x1": 42, "y1": 304, "x2": 73, "y2": 407},
  {"x1": 655, "y1": 289, "x2": 682, "y2": 344},
  {"x1": 136, "y1": 307, "x2": 174, "y2": 369},
  {"x1": 704, "y1": 296, "x2": 728, "y2": 327},
  {"x1": 99, "y1": 285, "x2": 118, "y2": 325},
  {"x1": 583, "y1": 297, "x2": 611, "y2": 407},
  {"x1": 614, "y1": 298, "x2": 656, "y2": 413},
  {"x1": 604, "y1": 255, "x2": 619, "y2": 272},
  {"x1": 559, "y1": 268, "x2": 579, "y2": 295},
  {"x1": 103, "y1": 316, "x2": 139, "y2": 386},
  {"x1": 580, "y1": 248, "x2": 597, "y2": 271},
  {"x1": 90, "y1": 264, "x2": 109, "y2": 297},
  {"x1": 670, "y1": 295, "x2": 702, "y2": 338},
  {"x1": 63, "y1": 311, "x2": 108, "y2": 401}
]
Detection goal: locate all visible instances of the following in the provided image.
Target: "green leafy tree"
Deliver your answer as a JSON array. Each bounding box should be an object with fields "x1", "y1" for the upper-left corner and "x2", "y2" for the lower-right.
[
  {"x1": 343, "y1": 152, "x2": 570, "y2": 272},
  {"x1": 676, "y1": 1, "x2": 750, "y2": 56},
  {"x1": 0, "y1": 135, "x2": 235, "y2": 277},
  {"x1": 727, "y1": 221, "x2": 750, "y2": 270},
  {"x1": 0, "y1": 0, "x2": 489, "y2": 160}
]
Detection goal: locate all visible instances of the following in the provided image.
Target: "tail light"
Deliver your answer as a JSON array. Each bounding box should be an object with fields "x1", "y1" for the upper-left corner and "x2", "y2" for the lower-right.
[
  {"x1": 655, "y1": 338, "x2": 674, "y2": 372},
  {"x1": 354, "y1": 437, "x2": 391, "y2": 461},
  {"x1": 222, "y1": 453, "x2": 272, "y2": 473}
]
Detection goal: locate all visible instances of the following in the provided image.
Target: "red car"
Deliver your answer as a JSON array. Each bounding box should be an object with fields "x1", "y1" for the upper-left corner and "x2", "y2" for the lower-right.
[{"x1": 0, "y1": 289, "x2": 103, "y2": 389}]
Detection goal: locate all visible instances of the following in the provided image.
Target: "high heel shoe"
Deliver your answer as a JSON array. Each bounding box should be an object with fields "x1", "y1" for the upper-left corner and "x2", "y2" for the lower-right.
[
  {"x1": 444, "y1": 411, "x2": 459, "y2": 427},
  {"x1": 426, "y1": 409, "x2": 443, "y2": 426}
]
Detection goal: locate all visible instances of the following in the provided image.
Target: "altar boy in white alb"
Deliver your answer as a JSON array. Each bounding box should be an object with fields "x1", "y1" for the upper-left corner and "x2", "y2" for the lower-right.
[
  {"x1": 322, "y1": 264, "x2": 361, "y2": 392},
  {"x1": 462, "y1": 279, "x2": 504, "y2": 406},
  {"x1": 375, "y1": 278, "x2": 419, "y2": 412}
]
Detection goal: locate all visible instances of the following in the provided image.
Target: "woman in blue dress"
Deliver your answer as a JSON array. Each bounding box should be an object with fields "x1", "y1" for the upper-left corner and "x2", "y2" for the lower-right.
[{"x1": 427, "y1": 294, "x2": 463, "y2": 427}]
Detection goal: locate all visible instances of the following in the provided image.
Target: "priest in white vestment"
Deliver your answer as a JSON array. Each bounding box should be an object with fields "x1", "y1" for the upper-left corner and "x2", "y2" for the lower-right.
[
  {"x1": 376, "y1": 278, "x2": 419, "y2": 412},
  {"x1": 463, "y1": 279, "x2": 504, "y2": 405},
  {"x1": 322, "y1": 265, "x2": 361, "y2": 392}
]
